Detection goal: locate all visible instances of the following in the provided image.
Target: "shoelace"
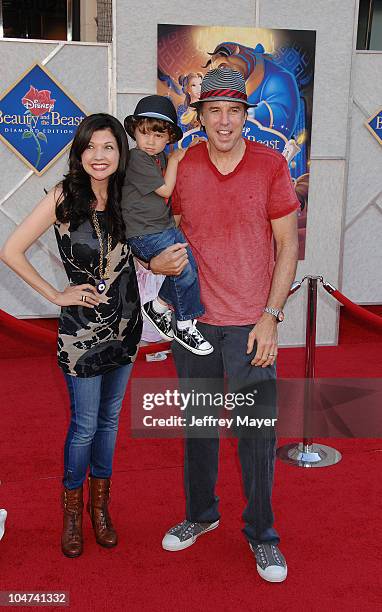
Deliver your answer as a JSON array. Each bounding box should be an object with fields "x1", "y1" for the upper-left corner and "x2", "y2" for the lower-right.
[
  {"x1": 271, "y1": 545, "x2": 282, "y2": 563},
  {"x1": 163, "y1": 310, "x2": 172, "y2": 329},
  {"x1": 169, "y1": 520, "x2": 196, "y2": 536},
  {"x1": 154, "y1": 308, "x2": 172, "y2": 329},
  {"x1": 257, "y1": 546, "x2": 267, "y2": 564},
  {"x1": 256, "y1": 544, "x2": 282, "y2": 565},
  {"x1": 94, "y1": 508, "x2": 108, "y2": 530},
  {"x1": 184, "y1": 320, "x2": 203, "y2": 340},
  {"x1": 68, "y1": 513, "x2": 80, "y2": 539}
]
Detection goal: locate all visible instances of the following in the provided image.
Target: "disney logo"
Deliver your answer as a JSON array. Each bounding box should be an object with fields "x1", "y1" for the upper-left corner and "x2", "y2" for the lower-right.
[{"x1": 22, "y1": 86, "x2": 56, "y2": 117}]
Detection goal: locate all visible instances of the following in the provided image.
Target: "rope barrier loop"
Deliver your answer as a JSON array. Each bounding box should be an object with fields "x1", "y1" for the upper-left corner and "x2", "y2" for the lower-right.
[
  {"x1": 320, "y1": 280, "x2": 382, "y2": 330},
  {"x1": 0, "y1": 276, "x2": 380, "y2": 351}
]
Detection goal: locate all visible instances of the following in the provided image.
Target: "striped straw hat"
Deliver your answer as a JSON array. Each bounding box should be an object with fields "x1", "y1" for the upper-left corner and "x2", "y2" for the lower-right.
[{"x1": 190, "y1": 67, "x2": 256, "y2": 108}]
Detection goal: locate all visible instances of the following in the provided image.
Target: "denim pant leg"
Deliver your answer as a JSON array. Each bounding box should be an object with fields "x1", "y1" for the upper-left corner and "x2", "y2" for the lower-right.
[
  {"x1": 129, "y1": 228, "x2": 204, "y2": 320},
  {"x1": 159, "y1": 237, "x2": 204, "y2": 320},
  {"x1": 63, "y1": 373, "x2": 102, "y2": 489},
  {"x1": 90, "y1": 363, "x2": 133, "y2": 478},
  {"x1": 172, "y1": 324, "x2": 224, "y2": 523},
  {"x1": 63, "y1": 364, "x2": 133, "y2": 489},
  {"x1": 220, "y1": 325, "x2": 279, "y2": 546}
]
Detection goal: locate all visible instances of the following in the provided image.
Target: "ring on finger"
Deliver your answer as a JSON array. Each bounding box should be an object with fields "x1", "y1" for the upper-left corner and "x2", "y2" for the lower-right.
[{"x1": 81, "y1": 295, "x2": 87, "y2": 303}]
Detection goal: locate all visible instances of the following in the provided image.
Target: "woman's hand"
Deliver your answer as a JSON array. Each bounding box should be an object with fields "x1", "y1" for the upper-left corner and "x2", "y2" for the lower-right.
[{"x1": 54, "y1": 284, "x2": 107, "y2": 308}]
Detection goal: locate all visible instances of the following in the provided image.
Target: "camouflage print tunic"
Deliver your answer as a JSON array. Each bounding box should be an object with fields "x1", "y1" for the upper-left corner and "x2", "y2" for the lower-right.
[{"x1": 54, "y1": 212, "x2": 142, "y2": 377}]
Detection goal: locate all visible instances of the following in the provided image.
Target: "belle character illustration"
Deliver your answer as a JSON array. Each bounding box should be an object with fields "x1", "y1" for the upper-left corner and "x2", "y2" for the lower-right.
[{"x1": 177, "y1": 72, "x2": 203, "y2": 133}]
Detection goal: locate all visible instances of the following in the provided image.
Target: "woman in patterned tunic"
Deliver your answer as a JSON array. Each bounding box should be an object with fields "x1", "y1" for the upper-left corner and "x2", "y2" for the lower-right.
[{"x1": 0, "y1": 114, "x2": 142, "y2": 558}]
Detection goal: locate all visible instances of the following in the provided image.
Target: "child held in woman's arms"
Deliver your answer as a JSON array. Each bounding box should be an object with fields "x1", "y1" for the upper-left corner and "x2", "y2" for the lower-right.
[{"x1": 122, "y1": 95, "x2": 213, "y2": 355}]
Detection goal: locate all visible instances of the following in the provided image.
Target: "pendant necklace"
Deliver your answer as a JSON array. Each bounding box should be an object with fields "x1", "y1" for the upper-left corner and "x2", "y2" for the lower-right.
[{"x1": 91, "y1": 209, "x2": 112, "y2": 294}]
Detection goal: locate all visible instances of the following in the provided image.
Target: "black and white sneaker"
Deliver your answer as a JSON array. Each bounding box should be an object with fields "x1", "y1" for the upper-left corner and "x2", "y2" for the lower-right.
[
  {"x1": 162, "y1": 519, "x2": 219, "y2": 551},
  {"x1": 142, "y1": 301, "x2": 174, "y2": 340},
  {"x1": 249, "y1": 542, "x2": 288, "y2": 583},
  {"x1": 173, "y1": 320, "x2": 214, "y2": 355}
]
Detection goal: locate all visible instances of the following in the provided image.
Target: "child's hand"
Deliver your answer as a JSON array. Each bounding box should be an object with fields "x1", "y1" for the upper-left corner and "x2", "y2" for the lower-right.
[
  {"x1": 169, "y1": 147, "x2": 187, "y2": 162},
  {"x1": 169, "y1": 137, "x2": 206, "y2": 162},
  {"x1": 188, "y1": 136, "x2": 207, "y2": 147}
]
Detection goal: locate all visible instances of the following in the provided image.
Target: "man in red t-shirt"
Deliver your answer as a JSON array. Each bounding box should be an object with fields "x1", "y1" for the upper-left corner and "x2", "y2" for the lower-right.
[{"x1": 150, "y1": 67, "x2": 299, "y2": 582}]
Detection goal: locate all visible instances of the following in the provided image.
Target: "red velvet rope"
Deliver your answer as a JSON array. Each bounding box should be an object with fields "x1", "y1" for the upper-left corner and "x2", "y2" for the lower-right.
[
  {"x1": 1, "y1": 280, "x2": 380, "y2": 354},
  {"x1": 322, "y1": 284, "x2": 382, "y2": 329},
  {"x1": 0, "y1": 309, "x2": 56, "y2": 342},
  {"x1": 0, "y1": 309, "x2": 171, "y2": 354}
]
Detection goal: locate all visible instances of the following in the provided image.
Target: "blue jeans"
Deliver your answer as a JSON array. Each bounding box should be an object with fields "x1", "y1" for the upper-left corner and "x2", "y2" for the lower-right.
[
  {"x1": 172, "y1": 322, "x2": 280, "y2": 546},
  {"x1": 129, "y1": 227, "x2": 204, "y2": 321},
  {"x1": 63, "y1": 364, "x2": 133, "y2": 489}
]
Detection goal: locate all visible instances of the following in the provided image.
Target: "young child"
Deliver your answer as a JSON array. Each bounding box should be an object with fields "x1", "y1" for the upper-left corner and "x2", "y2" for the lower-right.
[{"x1": 122, "y1": 95, "x2": 213, "y2": 355}]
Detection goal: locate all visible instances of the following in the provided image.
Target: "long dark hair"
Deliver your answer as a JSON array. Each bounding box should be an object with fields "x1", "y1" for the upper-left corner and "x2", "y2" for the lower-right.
[{"x1": 56, "y1": 113, "x2": 129, "y2": 242}]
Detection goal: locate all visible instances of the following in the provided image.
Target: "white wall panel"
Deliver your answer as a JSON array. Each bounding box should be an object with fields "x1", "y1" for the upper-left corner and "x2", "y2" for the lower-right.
[
  {"x1": 280, "y1": 160, "x2": 345, "y2": 346},
  {"x1": 116, "y1": 0, "x2": 257, "y2": 93},
  {"x1": 342, "y1": 52, "x2": 382, "y2": 303},
  {"x1": 345, "y1": 104, "x2": 382, "y2": 224},
  {"x1": 352, "y1": 52, "x2": 382, "y2": 113},
  {"x1": 0, "y1": 41, "x2": 57, "y2": 88},
  {"x1": 0, "y1": 216, "x2": 63, "y2": 317},
  {"x1": 342, "y1": 206, "x2": 382, "y2": 302},
  {"x1": 0, "y1": 41, "x2": 110, "y2": 317},
  {"x1": 45, "y1": 44, "x2": 109, "y2": 114},
  {"x1": 257, "y1": 0, "x2": 357, "y2": 159}
]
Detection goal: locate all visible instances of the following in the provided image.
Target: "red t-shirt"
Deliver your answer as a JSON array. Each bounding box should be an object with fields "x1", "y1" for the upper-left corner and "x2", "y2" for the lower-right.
[{"x1": 172, "y1": 139, "x2": 300, "y2": 326}]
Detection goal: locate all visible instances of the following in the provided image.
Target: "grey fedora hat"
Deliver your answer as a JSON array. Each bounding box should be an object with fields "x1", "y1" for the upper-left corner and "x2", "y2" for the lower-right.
[{"x1": 190, "y1": 67, "x2": 256, "y2": 108}]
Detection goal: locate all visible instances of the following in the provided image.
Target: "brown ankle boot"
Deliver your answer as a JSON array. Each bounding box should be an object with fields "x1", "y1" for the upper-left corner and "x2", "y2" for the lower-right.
[
  {"x1": 87, "y1": 477, "x2": 117, "y2": 548},
  {"x1": 61, "y1": 486, "x2": 83, "y2": 557}
]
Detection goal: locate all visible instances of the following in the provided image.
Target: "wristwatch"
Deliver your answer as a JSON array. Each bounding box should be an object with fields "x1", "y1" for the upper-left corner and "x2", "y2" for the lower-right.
[{"x1": 263, "y1": 306, "x2": 285, "y2": 323}]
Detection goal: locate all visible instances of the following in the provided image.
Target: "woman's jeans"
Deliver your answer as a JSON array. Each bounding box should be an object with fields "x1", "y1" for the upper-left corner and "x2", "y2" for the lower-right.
[
  {"x1": 128, "y1": 227, "x2": 204, "y2": 321},
  {"x1": 63, "y1": 364, "x2": 133, "y2": 490}
]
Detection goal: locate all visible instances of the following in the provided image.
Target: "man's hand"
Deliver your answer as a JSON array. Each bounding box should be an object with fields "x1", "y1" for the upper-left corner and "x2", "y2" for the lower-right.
[
  {"x1": 149, "y1": 243, "x2": 189, "y2": 276},
  {"x1": 247, "y1": 313, "x2": 278, "y2": 367}
]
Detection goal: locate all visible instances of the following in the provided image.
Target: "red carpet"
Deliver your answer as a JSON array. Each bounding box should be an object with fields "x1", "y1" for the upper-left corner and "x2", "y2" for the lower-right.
[{"x1": 0, "y1": 308, "x2": 381, "y2": 611}]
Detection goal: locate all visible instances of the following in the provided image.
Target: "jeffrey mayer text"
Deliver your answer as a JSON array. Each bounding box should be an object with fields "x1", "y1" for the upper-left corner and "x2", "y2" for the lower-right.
[{"x1": 143, "y1": 415, "x2": 277, "y2": 428}]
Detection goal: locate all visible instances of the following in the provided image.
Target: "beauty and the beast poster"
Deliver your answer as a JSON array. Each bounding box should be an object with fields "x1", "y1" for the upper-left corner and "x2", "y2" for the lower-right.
[{"x1": 157, "y1": 25, "x2": 316, "y2": 259}]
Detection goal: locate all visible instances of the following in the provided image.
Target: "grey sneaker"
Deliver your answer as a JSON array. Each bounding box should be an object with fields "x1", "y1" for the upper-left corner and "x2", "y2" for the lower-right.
[
  {"x1": 249, "y1": 542, "x2": 287, "y2": 582},
  {"x1": 162, "y1": 519, "x2": 219, "y2": 551}
]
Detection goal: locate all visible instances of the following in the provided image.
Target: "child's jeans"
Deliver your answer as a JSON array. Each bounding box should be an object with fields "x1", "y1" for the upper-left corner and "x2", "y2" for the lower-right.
[{"x1": 128, "y1": 227, "x2": 204, "y2": 321}]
